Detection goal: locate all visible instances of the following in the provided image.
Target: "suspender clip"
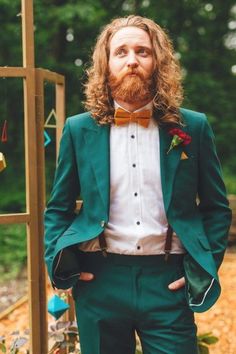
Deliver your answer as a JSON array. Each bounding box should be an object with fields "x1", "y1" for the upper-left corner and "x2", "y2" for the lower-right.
[
  {"x1": 164, "y1": 251, "x2": 170, "y2": 261},
  {"x1": 101, "y1": 248, "x2": 108, "y2": 257},
  {"x1": 98, "y1": 231, "x2": 108, "y2": 257},
  {"x1": 164, "y1": 224, "x2": 173, "y2": 261}
]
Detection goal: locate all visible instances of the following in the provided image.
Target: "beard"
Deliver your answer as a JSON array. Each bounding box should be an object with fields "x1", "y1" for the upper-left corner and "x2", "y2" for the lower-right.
[{"x1": 108, "y1": 68, "x2": 155, "y2": 104}]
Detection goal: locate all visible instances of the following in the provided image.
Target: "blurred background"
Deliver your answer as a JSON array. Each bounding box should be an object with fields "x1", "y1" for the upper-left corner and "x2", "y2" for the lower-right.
[{"x1": 0, "y1": 0, "x2": 235, "y2": 299}]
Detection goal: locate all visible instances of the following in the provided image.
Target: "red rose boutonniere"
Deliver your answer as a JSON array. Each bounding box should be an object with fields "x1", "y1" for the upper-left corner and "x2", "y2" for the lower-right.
[{"x1": 167, "y1": 128, "x2": 191, "y2": 154}]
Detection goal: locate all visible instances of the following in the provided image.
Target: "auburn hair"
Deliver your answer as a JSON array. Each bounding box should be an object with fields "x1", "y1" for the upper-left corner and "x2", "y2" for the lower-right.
[{"x1": 84, "y1": 15, "x2": 183, "y2": 125}]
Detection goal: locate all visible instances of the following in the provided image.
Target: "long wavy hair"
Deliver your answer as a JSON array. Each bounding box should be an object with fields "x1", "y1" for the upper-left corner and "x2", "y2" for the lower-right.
[{"x1": 84, "y1": 15, "x2": 183, "y2": 126}]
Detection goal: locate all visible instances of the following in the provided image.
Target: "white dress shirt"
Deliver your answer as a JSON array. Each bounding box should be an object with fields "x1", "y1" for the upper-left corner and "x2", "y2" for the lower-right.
[{"x1": 79, "y1": 102, "x2": 185, "y2": 255}]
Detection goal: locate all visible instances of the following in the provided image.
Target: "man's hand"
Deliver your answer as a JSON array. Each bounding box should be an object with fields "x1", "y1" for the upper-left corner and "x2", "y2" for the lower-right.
[
  {"x1": 79, "y1": 272, "x2": 94, "y2": 281},
  {"x1": 168, "y1": 276, "x2": 185, "y2": 290}
]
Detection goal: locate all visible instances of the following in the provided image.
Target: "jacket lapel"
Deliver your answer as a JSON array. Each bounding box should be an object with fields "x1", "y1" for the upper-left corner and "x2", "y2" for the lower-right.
[
  {"x1": 159, "y1": 126, "x2": 182, "y2": 214},
  {"x1": 83, "y1": 122, "x2": 110, "y2": 214}
]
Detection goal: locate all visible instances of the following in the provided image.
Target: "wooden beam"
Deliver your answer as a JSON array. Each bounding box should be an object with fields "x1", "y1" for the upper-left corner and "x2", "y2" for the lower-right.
[
  {"x1": 35, "y1": 68, "x2": 48, "y2": 354},
  {"x1": 0, "y1": 67, "x2": 27, "y2": 77},
  {"x1": 0, "y1": 213, "x2": 30, "y2": 224},
  {"x1": 34, "y1": 66, "x2": 66, "y2": 352},
  {"x1": 23, "y1": 67, "x2": 43, "y2": 353},
  {"x1": 21, "y1": 0, "x2": 47, "y2": 351},
  {"x1": 56, "y1": 81, "x2": 65, "y2": 158},
  {"x1": 0, "y1": 295, "x2": 28, "y2": 321},
  {"x1": 37, "y1": 68, "x2": 65, "y2": 84},
  {"x1": 35, "y1": 69, "x2": 67, "y2": 353},
  {"x1": 35, "y1": 68, "x2": 65, "y2": 158}
]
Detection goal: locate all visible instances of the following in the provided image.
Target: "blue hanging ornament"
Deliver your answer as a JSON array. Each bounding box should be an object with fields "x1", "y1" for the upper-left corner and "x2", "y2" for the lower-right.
[
  {"x1": 44, "y1": 130, "x2": 51, "y2": 147},
  {"x1": 47, "y1": 294, "x2": 70, "y2": 320}
]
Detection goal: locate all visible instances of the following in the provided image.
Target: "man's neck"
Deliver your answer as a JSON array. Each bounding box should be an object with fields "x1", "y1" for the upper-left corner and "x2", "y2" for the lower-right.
[{"x1": 114, "y1": 98, "x2": 152, "y2": 112}]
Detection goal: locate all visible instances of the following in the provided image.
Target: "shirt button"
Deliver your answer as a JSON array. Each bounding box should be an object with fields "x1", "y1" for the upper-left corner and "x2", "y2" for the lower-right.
[
  {"x1": 134, "y1": 192, "x2": 138, "y2": 197},
  {"x1": 131, "y1": 135, "x2": 135, "y2": 139},
  {"x1": 137, "y1": 245, "x2": 141, "y2": 250},
  {"x1": 132, "y1": 163, "x2": 136, "y2": 168},
  {"x1": 100, "y1": 220, "x2": 106, "y2": 227},
  {"x1": 136, "y1": 221, "x2": 140, "y2": 225}
]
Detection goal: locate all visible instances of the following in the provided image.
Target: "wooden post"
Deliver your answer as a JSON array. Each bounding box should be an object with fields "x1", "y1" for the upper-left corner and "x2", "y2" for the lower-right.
[
  {"x1": 21, "y1": 0, "x2": 35, "y2": 68},
  {"x1": 21, "y1": 1, "x2": 47, "y2": 353},
  {"x1": 35, "y1": 67, "x2": 66, "y2": 353},
  {"x1": 35, "y1": 69, "x2": 48, "y2": 354},
  {"x1": 35, "y1": 68, "x2": 66, "y2": 353},
  {"x1": 56, "y1": 81, "x2": 65, "y2": 157}
]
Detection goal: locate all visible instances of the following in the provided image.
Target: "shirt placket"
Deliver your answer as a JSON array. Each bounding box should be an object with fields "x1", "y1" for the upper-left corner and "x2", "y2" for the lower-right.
[{"x1": 129, "y1": 123, "x2": 142, "y2": 252}]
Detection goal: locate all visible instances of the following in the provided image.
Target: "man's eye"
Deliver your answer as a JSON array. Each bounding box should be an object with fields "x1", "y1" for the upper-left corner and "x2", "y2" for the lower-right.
[
  {"x1": 116, "y1": 48, "x2": 126, "y2": 56},
  {"x1": 138, "y1": 48, "x2": 148, "y2": 56}
]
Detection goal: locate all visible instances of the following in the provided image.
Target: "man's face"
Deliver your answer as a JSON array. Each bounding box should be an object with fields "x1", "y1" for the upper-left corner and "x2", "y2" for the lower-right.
[
  {"x1": 108, "y1": 26, "x2": 155, "y2": 103},
  {"x1": 109, "y1": 26, "x2": 154, "y2": 79}
]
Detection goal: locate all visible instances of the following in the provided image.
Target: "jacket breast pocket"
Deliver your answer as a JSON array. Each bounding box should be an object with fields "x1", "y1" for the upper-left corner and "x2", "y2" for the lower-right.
[
  {"x1": 179, "y1": 154, "x2": 195, "y2": 166},
  {"x1": 175, "y1": 156, "x2": 197, "y2": 191}
]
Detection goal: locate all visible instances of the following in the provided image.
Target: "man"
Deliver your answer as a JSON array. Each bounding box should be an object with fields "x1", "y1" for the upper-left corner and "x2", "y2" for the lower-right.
[{"x1": 44, "y1": 15, "x2": 232, "y2": 354}]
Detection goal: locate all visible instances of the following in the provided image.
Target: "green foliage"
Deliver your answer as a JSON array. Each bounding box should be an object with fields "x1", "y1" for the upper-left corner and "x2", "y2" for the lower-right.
[
  {"x1": 197, "y1": 332, "x2": 219, "y2": 354},
  {"x1": 0, "y1": 342, "x2": 6, "y2": 354},
  {"x1": 48, "y1": 320, "x2": 79, "y2": 353},
  {"x1": 198, "y1": 345, "x2": 209, "y2": 354},
  {"x1": 223, "y1": 168, "x2": 236, "y2": 195},
  {"x1": 0, "y1": 224, "x2": 27, "y2": 282},
  {"x1": 0, "y1": 332, "x2": 29, "y2": 354},
  {"x1": 198, "y1": 332, "x2": 219, "y2": 345}
]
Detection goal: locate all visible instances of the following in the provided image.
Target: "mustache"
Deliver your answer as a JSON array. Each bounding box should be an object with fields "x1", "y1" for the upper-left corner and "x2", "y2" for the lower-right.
[
  {"x1": 123, "y1": 68, "x2": 144, "y2": 79},
  {"x1": 115, "y1": 67, "x2": 145, "y2": 81}
]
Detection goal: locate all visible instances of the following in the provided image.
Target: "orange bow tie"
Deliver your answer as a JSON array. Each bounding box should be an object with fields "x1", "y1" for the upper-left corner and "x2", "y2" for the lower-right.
[{"x1": 114, "y1": 108, "x2": 151, "y2": 128}]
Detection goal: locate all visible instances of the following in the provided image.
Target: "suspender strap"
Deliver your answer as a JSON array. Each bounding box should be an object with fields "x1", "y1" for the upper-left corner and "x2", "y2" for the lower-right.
[
  {"x1": 164, "y1": 224, "x2": 173, "y2": 261},
  {"x1": 98, "y1": 232, "x2": 108, "y2": 257}
]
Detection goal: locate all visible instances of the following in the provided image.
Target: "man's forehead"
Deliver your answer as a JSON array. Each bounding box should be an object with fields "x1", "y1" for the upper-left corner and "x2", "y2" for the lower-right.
[{"x1": 110, "y1": 26, "x2": 152, "y2": 49}]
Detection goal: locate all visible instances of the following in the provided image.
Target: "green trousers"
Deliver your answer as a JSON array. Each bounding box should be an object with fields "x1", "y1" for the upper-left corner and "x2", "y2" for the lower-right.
[{"x1": 73, "y1": 252, "x2": 198, "y2": 354}]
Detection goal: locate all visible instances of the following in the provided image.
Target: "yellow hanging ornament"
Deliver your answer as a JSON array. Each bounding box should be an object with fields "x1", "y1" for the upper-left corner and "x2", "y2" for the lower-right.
[{"x1": 0, "y1": 152, "x2": 6, "y2": 172}]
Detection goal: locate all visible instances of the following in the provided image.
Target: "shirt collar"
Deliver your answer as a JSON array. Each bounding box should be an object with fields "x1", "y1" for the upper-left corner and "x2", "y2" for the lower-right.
[{"x1": 114, "y1": 100, "x2": 153, "y2": 113}]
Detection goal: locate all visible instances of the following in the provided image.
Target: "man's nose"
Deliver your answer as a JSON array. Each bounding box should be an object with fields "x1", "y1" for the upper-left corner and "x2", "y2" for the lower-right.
[{"x1": 127, "y1": 52, "x2": 138, "y2": 68}]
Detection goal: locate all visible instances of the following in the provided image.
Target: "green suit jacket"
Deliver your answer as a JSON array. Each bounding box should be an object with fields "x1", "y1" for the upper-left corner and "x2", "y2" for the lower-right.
[{"x1": 44, "y1": 108, "x2": 232, "y2": 313}]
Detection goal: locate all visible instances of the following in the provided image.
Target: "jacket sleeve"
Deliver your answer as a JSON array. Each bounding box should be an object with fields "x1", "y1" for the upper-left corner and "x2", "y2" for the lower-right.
[
  {"x1": 198, "y1": 115, "x2": 232, "y2": 269},
  {"x1": 44, "y1": 119, "x2": 81, "y2": 289}
]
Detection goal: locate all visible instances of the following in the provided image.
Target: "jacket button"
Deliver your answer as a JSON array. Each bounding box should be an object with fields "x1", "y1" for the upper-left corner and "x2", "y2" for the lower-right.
[{"x1": 100, "y1": 220, "x2": 106, "y2": 228}]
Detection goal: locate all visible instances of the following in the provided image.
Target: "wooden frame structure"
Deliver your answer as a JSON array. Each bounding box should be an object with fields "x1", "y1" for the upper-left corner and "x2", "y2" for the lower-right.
[{"x1": 0, "y1": 1, "x2": 65, "y2": 352}]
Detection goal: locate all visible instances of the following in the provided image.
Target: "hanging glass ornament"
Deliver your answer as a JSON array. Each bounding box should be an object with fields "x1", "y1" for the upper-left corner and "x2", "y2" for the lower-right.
[
  {"x1": 1, "y1": 120, "x2": 7, "y2": 142},
  {"x1": 47, "y1": 294, "x2": 70, "y2": 320},
  {"x1": 0, "y1": 152, "x2": 6, "y2": 172}
]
